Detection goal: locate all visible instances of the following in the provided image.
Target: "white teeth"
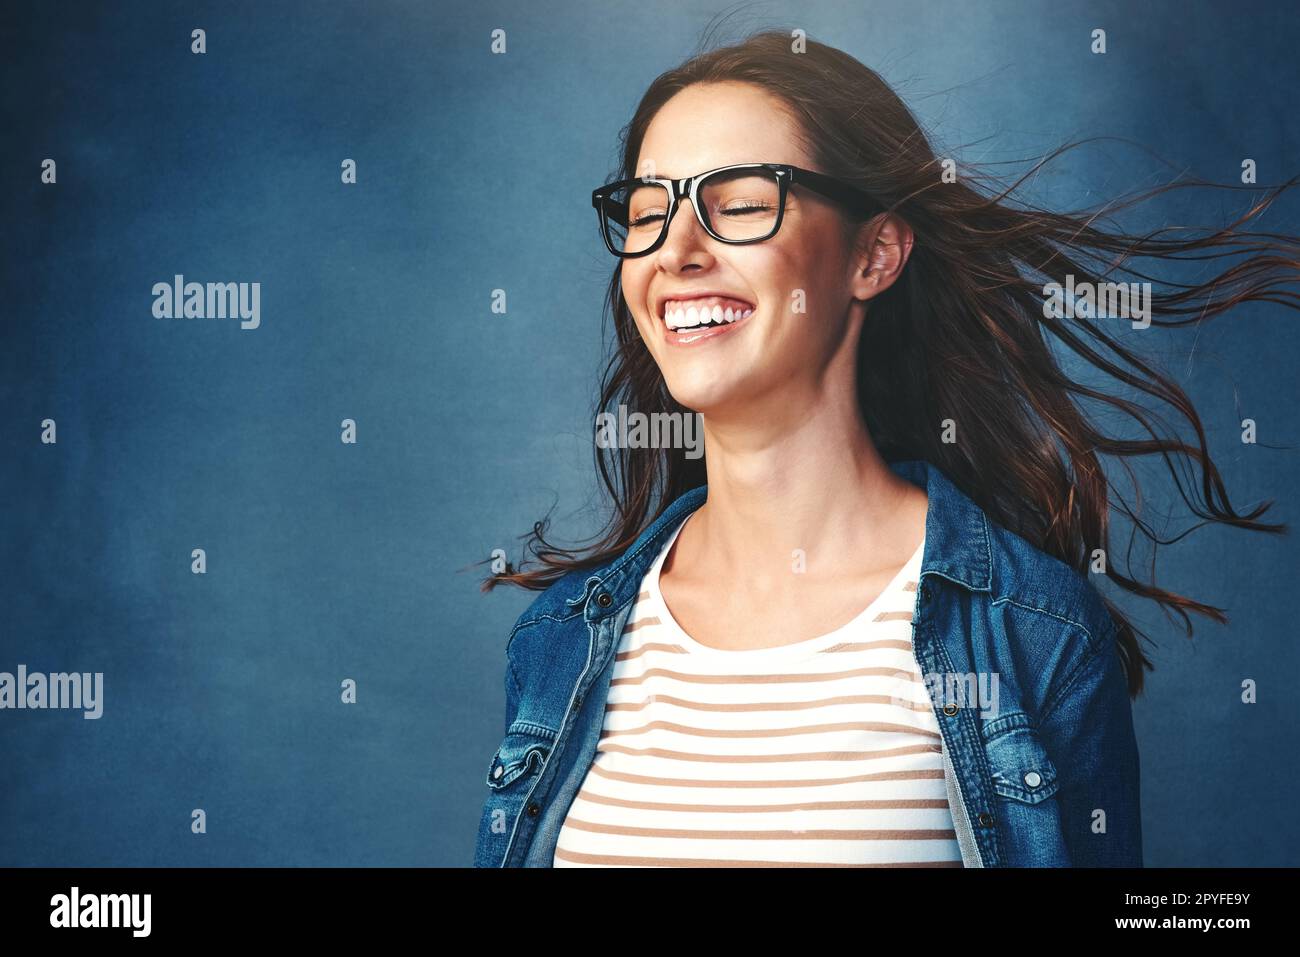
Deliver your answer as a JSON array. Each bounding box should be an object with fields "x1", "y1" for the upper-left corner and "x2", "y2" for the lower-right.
[{"x1": 662, "y1": 300, "x2": 755, "y2": 329}]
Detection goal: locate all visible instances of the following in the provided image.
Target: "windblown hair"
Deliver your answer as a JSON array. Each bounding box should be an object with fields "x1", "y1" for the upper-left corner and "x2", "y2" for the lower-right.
[{"x1": 482, "y1": 28, "x2": 1299, "y2": 698}]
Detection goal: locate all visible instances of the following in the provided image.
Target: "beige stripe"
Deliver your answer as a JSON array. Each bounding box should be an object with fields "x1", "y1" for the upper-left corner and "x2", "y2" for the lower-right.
[
  {"x1": 598, "y1": 719, "x2": 943, "y2": 741},
  {"x1": 611, "y1": 666, "x2": 919, "y2": 686},
  {"x1": 575, "y1": 790, "x2": 952, "y2": 813},
  {"x1": 606, "y1": 692, "x2": 933, "y2": 714},
  {"x1": 821, "y1": 639, "x2": 916, "y2": 653},
  {"x1": 554, "y1": 847, "x2": 963, "y2": 867},
  {"x1": 562, "y1": 817, "x2": 957, "y2": 842},
  {"x1": 873, "y1": 610, "x2": 914, "y2": 622},
  {"x1": 623, "y1": 616, "x2": 660, "y2": 634},
  {"x1": 594, "y1": 742, "x2": 941, "y2": 764},
  {"x1": 587, "y1": 763, "x2": 945, "y2": 788},
  {"x1": 616, "y1": 642, "x2": 688, "y2": 660}
]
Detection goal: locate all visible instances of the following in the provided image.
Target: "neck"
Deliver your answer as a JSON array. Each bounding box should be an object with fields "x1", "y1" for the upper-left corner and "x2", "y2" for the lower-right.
[{"x1": 685, "y1": 387, "x2": 926, "y2": 579}]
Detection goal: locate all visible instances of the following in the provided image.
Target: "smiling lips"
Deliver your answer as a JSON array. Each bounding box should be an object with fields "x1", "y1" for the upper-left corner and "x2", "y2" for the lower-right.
[{"x1": 660, "y1": 295, "x2": 754, "y2": 331}]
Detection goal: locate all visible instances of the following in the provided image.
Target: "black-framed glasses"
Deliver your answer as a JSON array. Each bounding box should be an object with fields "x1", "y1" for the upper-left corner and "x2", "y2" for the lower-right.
[{"x1": 591, "y1": 162, "x2": 880, "y2": 258}]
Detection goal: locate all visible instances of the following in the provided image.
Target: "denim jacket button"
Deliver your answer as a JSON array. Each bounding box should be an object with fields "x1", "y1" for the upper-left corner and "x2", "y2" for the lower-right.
[
  {"x1": 596, "y1": 592, "x2": 612, "y2": 608},
  {"x1": 492, "y1": 764, "x2": 504, "y2": 780},
  {"x1": 942, "y1": 703, "x2": 959, "y2": 717},
  {"x1": 526, "y1": 803, "x2": 540, "y2": 817},
  {"x1": 1023, "y1": 770, "x2": 1042, "y2": 788},
  {"x1": 977, "y1": 812, "x2": 995, "y2": 827}
]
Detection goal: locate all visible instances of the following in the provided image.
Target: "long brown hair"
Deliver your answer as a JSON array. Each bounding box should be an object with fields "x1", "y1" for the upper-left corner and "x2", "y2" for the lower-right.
[{"x1": 481, "y1": 28, "x2": 1299, "y2": 698}]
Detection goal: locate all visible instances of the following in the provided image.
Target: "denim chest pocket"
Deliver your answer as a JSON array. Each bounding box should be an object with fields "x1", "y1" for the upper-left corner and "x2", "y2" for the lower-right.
[
  {"x1": 983, "y1": 722, "x2": 1060, "y2": 805},
  {"x1": 485, "y1": 721, "x2": 557, "y2": 791},
  {"x1": 981, "y1": 717, "x2": 1070, "y2": 865}
]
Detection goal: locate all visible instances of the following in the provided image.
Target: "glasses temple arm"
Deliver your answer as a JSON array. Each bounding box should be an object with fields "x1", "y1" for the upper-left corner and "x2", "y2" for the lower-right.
[{"x1": 788, "y1": 167, "x2": 881, "y2": 216}]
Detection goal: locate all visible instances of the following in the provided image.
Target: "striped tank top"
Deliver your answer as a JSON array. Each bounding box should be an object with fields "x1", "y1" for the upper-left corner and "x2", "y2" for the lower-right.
[{"x1": 553, "y1": 516, "x2": 963, "y2": 867}]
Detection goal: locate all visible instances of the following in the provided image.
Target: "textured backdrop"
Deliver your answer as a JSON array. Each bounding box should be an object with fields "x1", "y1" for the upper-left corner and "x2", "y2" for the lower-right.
[{"x1": 2, "y1": 0, "x2": 1297, "y2": 866}]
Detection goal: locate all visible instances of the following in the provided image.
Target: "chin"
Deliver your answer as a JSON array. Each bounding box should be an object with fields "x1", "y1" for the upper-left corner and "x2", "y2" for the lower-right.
[{"x1": 661, "y1": 375, "x2": 735, "y2": 415}]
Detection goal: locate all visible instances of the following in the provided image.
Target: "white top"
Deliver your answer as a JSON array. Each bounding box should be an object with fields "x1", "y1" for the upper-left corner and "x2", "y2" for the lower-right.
[{"x1": 553, "y1": 515, "x2": 962, "y2": 867}]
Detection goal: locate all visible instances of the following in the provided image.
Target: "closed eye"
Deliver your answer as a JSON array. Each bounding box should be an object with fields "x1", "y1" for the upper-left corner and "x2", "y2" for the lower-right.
[{"x1": 719, "y1": 202, "x2": 776, "y2": 216}]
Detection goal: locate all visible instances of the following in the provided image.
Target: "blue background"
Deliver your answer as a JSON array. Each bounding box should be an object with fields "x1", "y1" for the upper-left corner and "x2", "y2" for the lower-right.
[{"x1": 2, "y1": 0, "x2": 1297, "y2": 866}]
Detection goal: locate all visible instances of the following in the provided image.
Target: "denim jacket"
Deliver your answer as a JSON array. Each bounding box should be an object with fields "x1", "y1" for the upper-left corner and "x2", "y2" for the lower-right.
[{"x1": 473, "y1": 458, "x2": 1143, "y2": 867}]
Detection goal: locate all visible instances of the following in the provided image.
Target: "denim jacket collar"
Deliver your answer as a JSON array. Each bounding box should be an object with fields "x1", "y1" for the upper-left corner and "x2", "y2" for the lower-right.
[
  {"x1": 559, "y1": 457, "x2": 992, "y2": 624},
  {"x1": 889, "y1": 457, "x2": 994, "y2": 593}
]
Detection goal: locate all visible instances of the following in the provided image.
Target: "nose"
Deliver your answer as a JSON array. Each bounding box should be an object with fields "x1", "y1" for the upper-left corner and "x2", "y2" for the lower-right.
[{"x1": 658, "y1": 192, "x2": 710, "y2": 257}]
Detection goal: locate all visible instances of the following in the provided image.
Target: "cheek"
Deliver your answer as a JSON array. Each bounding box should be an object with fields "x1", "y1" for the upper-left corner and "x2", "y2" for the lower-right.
[
  {"x1": 618, "y1": 266, "x2": 656, "y2": 336},
  {"x1": 635, "y1": 312, "x2": 658, "y2": 345},
  {"x1": 755, "y1": 250, "x2": 814, "y2": 320},
  {"x1": 779, "y1": 245, "x2": 844, "y2": 322}
]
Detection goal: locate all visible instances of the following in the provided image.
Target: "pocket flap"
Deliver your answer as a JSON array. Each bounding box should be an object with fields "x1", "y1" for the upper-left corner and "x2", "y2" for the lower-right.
[
  {"x1": 985, "y1": 725, "x2": 1060, "y2": 805},
  {"x1": 485, "y1": 722, "x2": 556, "y2": 790}
]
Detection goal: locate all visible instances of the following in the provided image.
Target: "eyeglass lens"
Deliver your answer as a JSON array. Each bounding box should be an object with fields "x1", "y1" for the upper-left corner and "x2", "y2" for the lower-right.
[{"x1": 601, "y1": 168, "x2": 781, "y2": 254}]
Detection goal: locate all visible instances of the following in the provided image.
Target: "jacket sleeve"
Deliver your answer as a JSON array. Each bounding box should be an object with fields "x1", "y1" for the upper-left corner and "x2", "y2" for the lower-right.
[
  {"x1": 503, "y1": 652, "x2": 522, "y2": 736},
  {"x1": 1038, "y1": 617, "x2": 1143, "y2": 867},
  {"x1": 471, "y1": 629, "x2": 524, "y2": 867}
]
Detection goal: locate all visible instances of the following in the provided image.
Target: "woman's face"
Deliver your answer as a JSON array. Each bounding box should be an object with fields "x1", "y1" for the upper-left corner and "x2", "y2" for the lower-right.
[{"x1": 621, "y1": 81, "x2": 872, "y2": 420}]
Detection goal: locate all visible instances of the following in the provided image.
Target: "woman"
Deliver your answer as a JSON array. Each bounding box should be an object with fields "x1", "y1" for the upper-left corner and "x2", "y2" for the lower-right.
[{"x1": 473, "y1": 30, "x2": 1295, "y2": 867}]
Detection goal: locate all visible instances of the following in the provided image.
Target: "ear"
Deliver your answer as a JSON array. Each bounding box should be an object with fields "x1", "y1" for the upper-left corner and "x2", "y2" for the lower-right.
[{"x1": 850, "y1": 214, "x2": 914, "y2": 302}]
